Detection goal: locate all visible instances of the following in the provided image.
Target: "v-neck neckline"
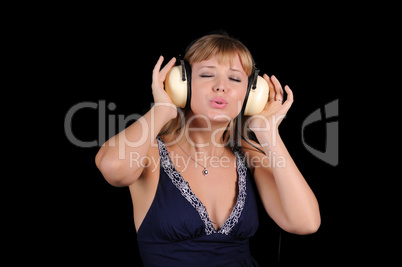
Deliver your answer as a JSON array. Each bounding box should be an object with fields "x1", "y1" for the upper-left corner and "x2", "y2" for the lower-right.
[{"x1": 157, "y1": 136, "x2": 247, "y2": 235}]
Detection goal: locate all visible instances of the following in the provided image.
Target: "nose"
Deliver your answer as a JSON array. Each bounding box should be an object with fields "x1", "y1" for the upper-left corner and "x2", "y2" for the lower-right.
[
  {"x1": 213, "y1": 87, "x2": 225, "y2": 92},
  {"x1": 212, "y1": 77, "x2": 226, "y2": 93}
]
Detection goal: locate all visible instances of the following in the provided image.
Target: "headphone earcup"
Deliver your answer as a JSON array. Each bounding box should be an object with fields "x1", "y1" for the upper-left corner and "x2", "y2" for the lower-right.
[
  {"x1": 243, "y1": 75, "x2": 269, "y2": 116},
  {"x1": 164, "y1": 65, "x2": 189, "y2": 108}
]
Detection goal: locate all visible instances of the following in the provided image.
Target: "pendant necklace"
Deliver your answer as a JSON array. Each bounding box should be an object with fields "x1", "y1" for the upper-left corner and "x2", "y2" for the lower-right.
[{"x1": 176, "y1": 141, "x2": 226, "y2": 176}]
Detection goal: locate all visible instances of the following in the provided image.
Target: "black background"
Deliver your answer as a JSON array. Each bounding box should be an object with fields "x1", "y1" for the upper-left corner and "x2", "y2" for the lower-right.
[{"x1": 52, "y1": 7, "x2": 357, "y2": 266}]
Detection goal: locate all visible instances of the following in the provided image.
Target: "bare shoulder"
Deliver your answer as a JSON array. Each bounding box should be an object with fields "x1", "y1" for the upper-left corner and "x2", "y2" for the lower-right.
[
  {"x1": 239, "y1": 138, "x2": 265, "y2": 174},
  {"x1": 239, "y1": 137, "x2": 267, "y2": 161}
]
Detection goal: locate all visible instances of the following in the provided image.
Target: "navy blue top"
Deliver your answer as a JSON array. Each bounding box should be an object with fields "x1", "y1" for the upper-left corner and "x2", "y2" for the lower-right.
[{"x1": 137, "y1": 137, "x2": 259, "y2": 266}]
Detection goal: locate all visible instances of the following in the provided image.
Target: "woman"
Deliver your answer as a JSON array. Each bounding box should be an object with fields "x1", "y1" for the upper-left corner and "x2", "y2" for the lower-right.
[{"x1": 95, "y1": 33, "x2": 320, "y2": 266}]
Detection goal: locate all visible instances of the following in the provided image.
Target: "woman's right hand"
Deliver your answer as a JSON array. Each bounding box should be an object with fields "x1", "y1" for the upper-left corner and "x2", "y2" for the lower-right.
[{"x1": 151, "y1": 56, "x2": 177, "y2": 119}]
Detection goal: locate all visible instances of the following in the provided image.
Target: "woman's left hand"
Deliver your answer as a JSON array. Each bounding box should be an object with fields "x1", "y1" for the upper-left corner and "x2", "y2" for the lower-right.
[{"x1": 248, "y1": 74, "x2": 294, "y2": 131}]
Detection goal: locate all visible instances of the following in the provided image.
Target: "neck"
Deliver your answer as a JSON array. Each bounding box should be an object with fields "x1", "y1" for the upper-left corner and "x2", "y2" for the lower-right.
[{"x1": 176, "y1": 112, "x2": 231, "y2": 155}]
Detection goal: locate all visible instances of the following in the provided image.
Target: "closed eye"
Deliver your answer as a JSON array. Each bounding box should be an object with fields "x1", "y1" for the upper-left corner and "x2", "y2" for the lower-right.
[{"x1": 199, "y1": 74, "x2": 241, "y2": 82}]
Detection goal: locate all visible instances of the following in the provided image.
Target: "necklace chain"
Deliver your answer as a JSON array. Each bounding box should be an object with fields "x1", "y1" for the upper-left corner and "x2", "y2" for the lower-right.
[{"x1": 176, "y1": 140, "x2": 226, "y2": 176}]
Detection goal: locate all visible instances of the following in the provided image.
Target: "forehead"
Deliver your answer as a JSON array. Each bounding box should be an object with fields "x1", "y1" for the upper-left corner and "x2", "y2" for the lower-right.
[{"x1": 193, "y1": 55, "x2": 246, "y2": 73}]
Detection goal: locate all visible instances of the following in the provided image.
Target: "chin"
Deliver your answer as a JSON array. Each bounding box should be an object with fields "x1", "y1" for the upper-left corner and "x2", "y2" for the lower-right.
[
  {"x1": 210, "y1": 110, "x2": 240, "y2": 123},
  {"x1": 190, "y1": 106, "x2": 239, "y2": 124},
  {"x1": 212, "y1": 114, "x2": 232, "y2": 121}
]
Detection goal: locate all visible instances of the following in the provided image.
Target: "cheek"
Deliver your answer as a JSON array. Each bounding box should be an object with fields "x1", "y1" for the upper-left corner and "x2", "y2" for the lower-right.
[
  {"x1": 234, "y1": 87, "x2": 249, "y2": 116},
  {"x1": 233, "y1": 86, "x2": 248, "y2": 105},
  {"x1": 189, "y1": 81, "x2": 207, "y2": 111}
]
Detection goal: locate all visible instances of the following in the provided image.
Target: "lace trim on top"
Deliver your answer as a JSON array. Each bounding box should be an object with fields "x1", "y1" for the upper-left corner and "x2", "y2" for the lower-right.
[{"x1": 156, "y1": 137, "x2": 247, "y2": 235}]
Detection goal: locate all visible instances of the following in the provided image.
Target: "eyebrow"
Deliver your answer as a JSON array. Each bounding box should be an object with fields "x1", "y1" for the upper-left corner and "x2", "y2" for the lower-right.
[
  {"x1": 199, "y1": 65, "x2": 244, "y2": 74},
  {"x1": 199, "y1": 66, "x2": 216, "y2": 69},
  {"x1": 229, "y1": 68, "x2": 243, "y2": 73}
]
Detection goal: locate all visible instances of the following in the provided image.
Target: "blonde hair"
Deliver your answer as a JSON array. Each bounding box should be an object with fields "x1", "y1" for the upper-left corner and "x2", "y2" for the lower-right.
[
  {"x1": 184, "y1": 34, "x2": 254, "y2": 76},
  {"x1": 159, "y1": 33, "x2": 254, "y2": 141}
]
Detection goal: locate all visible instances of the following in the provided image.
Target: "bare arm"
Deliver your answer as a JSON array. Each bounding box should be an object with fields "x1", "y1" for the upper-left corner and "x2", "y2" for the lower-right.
[
  {"x1": 247, "y1": 134, "x2": 320, "y2": 235},
  {"x1": 95, "y1": 56, "x2": 177, "y2": 186},
  {"x1": 246, "y1": 75, "x2": 320, "y2": 235}
]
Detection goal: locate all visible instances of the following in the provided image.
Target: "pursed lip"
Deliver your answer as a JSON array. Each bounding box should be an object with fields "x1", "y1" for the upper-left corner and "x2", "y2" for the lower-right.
[{"x1": 210, "y1": 97, "x2": 228, "y2": 109}]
